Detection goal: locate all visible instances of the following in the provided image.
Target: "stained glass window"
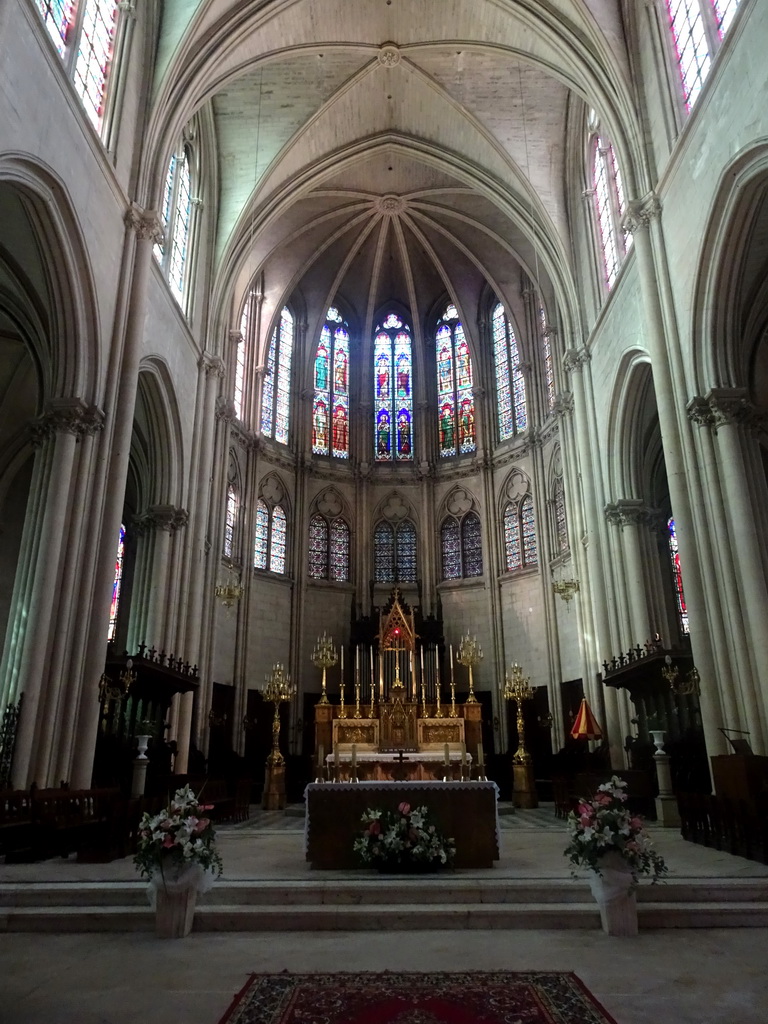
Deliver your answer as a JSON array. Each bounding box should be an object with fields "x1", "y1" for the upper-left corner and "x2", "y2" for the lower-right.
[
  {"x1": 504, "y1": 497, "x2": 538, "y2": 572},
  {"x1": 253, "y1": 499, "x2": 269, "y2": 570},
  {"x1": 154, "y1": 146, "x2": 195, "y2": 306},
  {"x1": 714, "y1": 0, "x2": 740, "y2": 35},
  {"x1": 261, "y1": 307, "x2": 294, "y2": 445},
  {"x1": 441, "y1": 512, "x2": 483, "y2": 580},
  {"x1": 666, "y1": 1, "x2": 712, "y2": 109},
  {"x1": 492, "y1": 301, "x2": 527, "y2": 440},
  {"x1": 330, "y1": 519, "x2": 350, "y2": 582},
  {"x1": 554, "y1": 478, "x2": 569, "y2": 553},
  {"x1": 308, "y1": 515, "x2": 350, "y2": 582},
  {"x1": 308, "y1": 515, "x2": 329, "y2": 579},
  {"x1": 270, "y1": 505, "x2": 286, "y2": 574},
  {"x1": 224, "y1": 486, "x2": 237, "y2": 559},
  {"x1": 374, "y1": 520, "x2": 417, "y2": 582},
  {"x1": 107, "y1": 523, "x2": 125, "y2": 641},
  {"x1": 590, "y1": 128, "x2": 631, "y2": 291},
  {"x1": 37, "y1": 1, "x2": 119, "y2": 133},
  {"x1": 234, "y1": 299, "x2": 249, "y2": 420},
  {"x1": 436, "y1": 304, "x2": 476, "y2": 457},
  {"x1": 374, "y1": 313, "x2": 413, "y2": 461},
  {"x1": 540, "y1": 307, "x2": 556, "y2": 411},
  {"x1": 668, "y1": 517, "x2": 690, "y2": 635},
  {"x1": 313, "y1": 308, "x2": 350, "y2": 458}
]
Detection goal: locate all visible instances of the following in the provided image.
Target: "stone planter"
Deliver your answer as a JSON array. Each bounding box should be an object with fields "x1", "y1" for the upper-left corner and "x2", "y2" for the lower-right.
[
  {"x1": 155, "y1": 883, "x2": 197, "y2": 939},
  {"x1": 588, "y1": 853, "x2": 638, "y2": 937}
]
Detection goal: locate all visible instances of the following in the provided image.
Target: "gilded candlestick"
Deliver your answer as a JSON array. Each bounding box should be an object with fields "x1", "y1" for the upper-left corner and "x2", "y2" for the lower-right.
[
  {"x1": 503, "y1": 663, "x2": 535, "y2": 764},
  {"x1": 311, "y1": 631, "x2": 338, "y2": 705},
  {"x1": 353, "y1": 680, "x2": 362, "y2": 719},
  {"x1": 259, "y1": 663, "x2": 296, "y2": 766},
  {"x1": 457, "y1": 633, "x2": 482, "y2": 703},
  {"x1": 339, "y1": 680, "x2": 347, "y2": 718},
  {"x1": 449, "y1": 643, "x2": 458, "y2": 717}
]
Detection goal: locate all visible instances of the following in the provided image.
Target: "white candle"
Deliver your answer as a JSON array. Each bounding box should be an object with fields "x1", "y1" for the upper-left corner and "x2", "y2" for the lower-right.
[
  {"x1": 444, "y1": 742, "x2": 450, "y2": 766},
  {"x1": 450, "y1": 644, "x2": 454, "y2": 682},
  {"x1": 318, "y1": 743, "x2": 324, "y2": 767},
  {"x1": 477, "y1": 741, "x2": 484, "y2": 767},
  {"x1": 340, "y1": 645, "x2": 344, "y2": 674}
]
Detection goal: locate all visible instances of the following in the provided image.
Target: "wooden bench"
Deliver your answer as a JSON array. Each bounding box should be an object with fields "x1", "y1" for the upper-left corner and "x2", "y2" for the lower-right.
[{"x1": 1, "y1": 788, "x2": 121, "y2": 863}]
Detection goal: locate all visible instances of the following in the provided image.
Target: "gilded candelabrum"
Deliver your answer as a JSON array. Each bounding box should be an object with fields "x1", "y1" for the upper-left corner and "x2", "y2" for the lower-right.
[
  {"x1": 503, "y1": 663, "x2": 535, "y2": 765},
  {"x1": 260, "y1": 663, "x2": 296, "y2": 766},
  {"x1": 98, "y1": 658, "x2": 136, "y2": 704},
  {"x1": 311, "y1": 631, "x2": 337, "y2": 705},
  {"x1": 457, "y1": 633, "x2": 482, "y2": 703},
  {"x1": 661, "y1": 655, "x2": 701, "y2": 697}
]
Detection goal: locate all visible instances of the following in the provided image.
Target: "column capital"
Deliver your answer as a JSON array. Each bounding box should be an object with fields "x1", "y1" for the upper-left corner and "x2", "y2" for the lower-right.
[
  {"x1": 29, "y1": 398, "x2": 105, "y2": 446},
  {"x1": 563, "y1": 348, "x2": 589, "y2": 374},
  {"x1": 228, "y1": 330, "x2": 243, "y2": 347},
  {"x1": 604, "y1": 499, "x2": 654, "y2": 529},
  {"x1": 124, "y1": 203, "x2": 164, "y2": 245},
  {"x1": 216, "y1": 395, "x2": 236, "y2": 422},
  {"x1": 552, "y1": 391, "x2": 574, "y2": 416},
  {"x1": 623, "y1": 193, "x2": 662, "y2": 234},
  {"x1": 688, "y1": 388, "x2": 765, "y2": 434},
  {"x1": 199, "y1": 352, "x2": 226, "y2": 379},
  {"x1": 134, "y1": 505, "x2": 189, "y2": 533}
]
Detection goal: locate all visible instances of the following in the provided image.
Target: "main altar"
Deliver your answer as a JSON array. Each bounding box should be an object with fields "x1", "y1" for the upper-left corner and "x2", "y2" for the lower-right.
[{"x1": 313, "y1": 590, "x2": 485, "y2": 781}]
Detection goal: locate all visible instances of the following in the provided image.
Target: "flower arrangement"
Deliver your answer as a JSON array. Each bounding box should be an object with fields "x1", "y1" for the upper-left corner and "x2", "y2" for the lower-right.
[
  {"x1": 564, "y1": 775, "x2": 667, "y2": 883},
  {"x1": 134, "y1": 785, "x2": 223, "y2": 883},
  {"x1": 354, "y1": 802, "x2": 456, "y2": 870}
]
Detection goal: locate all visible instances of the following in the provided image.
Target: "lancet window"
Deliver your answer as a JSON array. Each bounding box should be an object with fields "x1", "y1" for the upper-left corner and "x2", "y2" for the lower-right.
[
  {"x1": 36, "y1": 0, "x2": 120, "y2": 134},
  {"x1": 261, "y1": 307, "x2": 294, "y2": 445},
  {"x1": 374, "y1": 520, "x2": 417, "y2": 583},
  {"x1": 539, "y1": 307, "x2": 556, "y2": 412},
  {"x1": 436, "y1": 304, "x2": 476, "y2": 457},
  {"x1": 504, "y1": 495, "x2": 538, "y2": 572},
  {"x1": 667, "y1": 517, "x2": 690, "y2": 635},
  {"x1": 107, "y1": 522, "x2": 125, "y2": 641},
  {"x1": 588, "y1": 113, "x2": 631, "y2": 291},
  {"x1": 154, "y1": 144, "x2": 196, "y2": 306},
  {"x1": 224, "y1": 486, "x2": 237, "y2": 559},
  {"x1": 373, "y1": 313, "x2": 413, "y2": 461},
  {"x1": 553, "y1": 477, "x2": 569, "y2": 553},
  {"x1": 312, "y1": 307, "x2": 350, "y2": 459},
  {"x1": 665, "y1": 1, "x2": 742, "y2": 111},
  {"x1": 234, "y1": 295, "x2": 252, "y2": 421},
  {"x1": 441, "y1": 512, "x2": 483, "y2": 581},
  {"x1": 254, "y1": 499, "x2": 287, "y2": 575},
  {"x1": 492, "y1": 301, "x2": 527, "y2": 440},
  {"x1": 308, "y1": 514, "x2": 350, "y2": 582}
]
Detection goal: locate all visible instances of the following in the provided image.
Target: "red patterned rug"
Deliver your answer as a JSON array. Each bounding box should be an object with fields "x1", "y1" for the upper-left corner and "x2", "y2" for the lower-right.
[{"x1": 218, "y1": 971, "x2": 619, "y2": 1024}]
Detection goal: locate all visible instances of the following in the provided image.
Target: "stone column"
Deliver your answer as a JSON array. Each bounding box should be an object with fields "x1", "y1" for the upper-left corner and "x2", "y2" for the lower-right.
[
  {"x1": 134, "y1": 506, "x2": 189, "y2": 649},
  {"x1": 624, "y1": 194, "x2": 727, "y2": 765},
  {"x1": 604, "y1": 501, "x2": 653, "y2": 645}
]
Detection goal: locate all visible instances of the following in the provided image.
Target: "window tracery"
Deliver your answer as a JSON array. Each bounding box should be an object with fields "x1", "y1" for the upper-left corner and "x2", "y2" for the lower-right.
[
  {"x1": 374, "y1": 520, "x2": 417, "y2": 582},
  {"x1": 313, "y1": 307, "x2": 350, "y2": 458},
  {"x1": 441, "y1": 511, "x2": 483, "y2": 580},
  {"x1": 436, "y1": 304, "x2": 476, "y2": 457},
  {"x1": 308, "y1": 513, "x2": 350, "y2": 581},
  {"x1": 224, "y1": 485, "x2": 237, "y2": 559},
  {"x1": 668, "y1": 517, "x2": 690, "y2": 635},
  {"x1": 504, "y1": 495, "x2": 538, "y2": 572},
  {"x1": 665, "y1": 1, "x2": 742, "y2": 111},
  {"x1": 254, "y1": 497, "x2": 288, "y2": 575},
  {"x1": 154, "y1": 144, "x2": 196, "y2": 307},
  {"x1": 374, "y1": 312, "x2": 413, "y2": 461},
  {"x1": 492, "y1": 301, "x2": 527, "y2": 440},
  {"x1": 261, "y1": 307, "x2": 294, "y2": 445},
  {"x1": 588, "y1": 113, "x2": 631, "y2": 291}
]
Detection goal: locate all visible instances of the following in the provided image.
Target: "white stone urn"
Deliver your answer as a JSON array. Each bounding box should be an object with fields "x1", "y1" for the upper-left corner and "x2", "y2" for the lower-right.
[
  {"x1": 135, "y1": 734, "x2": 151, "y2": 760},
  {"x1": 588, "y1": 852, "x2": 638, "y2": 937},
  {"x1": 649, "y1": 730, "x2": 666, "y2": 754}
]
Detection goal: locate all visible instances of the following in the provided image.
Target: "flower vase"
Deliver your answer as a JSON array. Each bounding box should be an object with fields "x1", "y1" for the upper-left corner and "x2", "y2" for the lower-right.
[
  {"x1": 155, "y1": 883, "x2": 197, "y2": 939},
  {"x1": 587, "y1": 853, "x2": 638, "y2": 937}
]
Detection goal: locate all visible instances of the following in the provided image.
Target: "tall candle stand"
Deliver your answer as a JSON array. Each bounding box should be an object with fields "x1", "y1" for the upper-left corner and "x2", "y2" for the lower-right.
[
  {"x1": 260, "y1": 663, "x2": 296, "y2": 809},
  {"x1": 457, "y1": 633, "x2": 482, "y2": 703},
  {"x1": 368, "y1": 682, "x2": 375, "y2": 719},
  {"x1": 339, "y1": 680, "x2": 347, "y2": 718},
  {"x1": 353, "y1": 680, "x2": 362, "y2": 719},
  {"x1": 311, "y1": 631, "x2": 337, "y2": 705},
  {"x1": 503, "y1": 663, "x2": 538, "y2": 809}
]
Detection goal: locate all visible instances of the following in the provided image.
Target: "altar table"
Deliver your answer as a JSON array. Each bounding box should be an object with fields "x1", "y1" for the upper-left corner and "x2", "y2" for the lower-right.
[{"x1": 304, "y1": 780, "x2": 500, "y2": 869}]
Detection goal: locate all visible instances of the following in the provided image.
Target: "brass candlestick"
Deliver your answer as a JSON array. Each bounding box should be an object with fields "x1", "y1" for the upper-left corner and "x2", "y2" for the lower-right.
[
  {"x1": 457, "y1": 633, "x2": 482, "y2": 703},
  {"x1": 503, "y1": 663, "x2": 535, "y2": 764},
  {"x1": 260, "y1": 663, "x2": 296, "y2": 766},
  {"x1": 311, "y1": 631, "x2": 338, "y2": 705},
  {"x1": 339, "y1": 680, "x2": 347, "y2": 718},
  {"x1": 353, "y1": 681, "x2": 362, "y2": 719},
  {"x1": 368, "y1": 682, "x2": 375, "y2": 719}
]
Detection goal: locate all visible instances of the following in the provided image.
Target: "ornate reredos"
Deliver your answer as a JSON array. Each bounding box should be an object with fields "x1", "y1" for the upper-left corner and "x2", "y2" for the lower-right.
[{"x1": 378, "y1": 587, "x2": 417, "y2": 652}]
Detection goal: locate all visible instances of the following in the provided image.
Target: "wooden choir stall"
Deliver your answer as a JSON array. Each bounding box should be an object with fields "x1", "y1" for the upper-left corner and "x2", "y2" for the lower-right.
[{"x1": 306, "y1": 590, "x2": 499, "y2": 869}]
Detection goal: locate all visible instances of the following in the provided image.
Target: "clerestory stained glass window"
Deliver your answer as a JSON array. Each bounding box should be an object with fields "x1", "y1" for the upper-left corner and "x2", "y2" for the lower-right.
[
  {"x1": 308, "y1": 515, "x2": 329, "y2": 579},
  {"x1": 107, "y1": 522, "x2": 125, "y2": 641},
  {"x1": 270, "y1": 505, "x2": 286, "y2": 574},
  {"x1": 154, "y1": 145, "x2": 196, "y2": 307},
  {"x1": 396, "y1": 521, "x2": 417, "y2": 582},
  {"x1": 374, "y1": 522, "x2": 395, "y2": 582},
  {"x1": 492, "y1": 301, "x2": 527, "y2": 440},
  {"x1": 313, "y1": 307, "x2": 350, "y2": 458},
  {"x1": 374, "y1": 520, "x2": 417, "y2": 582},
  {"x1": 590, "y1": 124, "x2": 631, "y2": 291},
  {"x1": 224, "y1": 485, "x2": 237, "y2": 559},
  {"x1": 668, "y1": 517, "x2": 690, "y2": 635},
  {"x1": 253, "y1": 500, "x2": 269, "y2": 570},
  {"x1": 253, "y1": 499, "x2": 288, "y2": 575},
  {"x1": 441, "y1": 519, "x2": 461, "y2": 580},
  {"x1": 308, "y1": 514, "x2": 350, "y2": 581},
  {"x1": 554, "y1": 477, "x2": 569, "y2": 553},
  {"x1": 441, "y1": 512, "x2": 483, "y2": 580},
  {"x1": 374, "y1": 312, "x2": 413, "y2": 461},
  {"x1": 234, "y1": 298, "x2": 249, "y2": 421},
  {"x1": 540, "y1": 307, "x2": 557, "y2": 412},
  {"x1": 436, "y1": 304, "x2": 476, "y2": 457},
  {"x1": 261, "y1": 307, "x2": 294, "y2": 445},
  {"x1": 504, "y1": 496, "x2": 538, "y2": 572}
]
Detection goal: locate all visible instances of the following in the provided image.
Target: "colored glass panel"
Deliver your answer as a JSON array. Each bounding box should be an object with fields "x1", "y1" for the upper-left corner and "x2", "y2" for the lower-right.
[
  {"x1": 666, "y1": 0, "x2": 712, "y2": 110},
  {"x1": 107, "y1": 523, "x2": 125, "y2": 641},
  {"x1": 436, "y1": 308, "x2": 475, "y2": 457},
  {"x1": 668, "y1": 517, "x2": 690, "y2": 634},
  {"x1": 554, "y1": 478, "x2": 568, "y2": 552},
  {"x1": 169, "y1": 151, "x2": 191, "y2": 301},
  {"x1": 332, "y1": 404, "x2": 349, "y2": 458},
  {"x1": 374, "y1": 522, "x2": 395, "y2": 582},
  {"x1": 330, "y1": 519, "x2": 350, "y2": 582},
  {"x1": 492, "y1": 301, "x2": 527, "y2": 440},
  {"x1": 462, "y1": 512, "x2": 483, "y2": 577},
  {"x1": 37, "y1": 0, "x2": 74, "y2": 54},
  {"x1": 315, "y1": 333, "x2": 330, "y2": 391},
  {"x1": 504, "y1": 504, "x2": 521, "y2": 571},
  {"x1": 521, "y1": 495, "x2": 538, "y2": 567},
  {"x1": 270, "y1": 505, "x2": 286, "y2": 574},
  {"x1": 441, "y1": 519, "x2": 461, "y2": 580},
  {"x1": 261, "y1": 329, "x2": 276, "y2": 438},
  {"x1": 396, "y1": 521, "x2": 417, "y2": 582},
  {"x1": 540, "y1": 307, "x2": 556, "y2": 411},
  {"x1": 274, "y1": 309, "x2": 293, "y2": 444},
  {"x1": 715, "y1": 0, "x2": 740, "y2": 35},
  {"x1": 374, "y1": 316, "x2": 413, "y2": 462},
  {"x1": 224, "y1": 485, "x2": 237, "y2": 559},
  {"x1": 594, "y1": 139, "x2": 621, "y2": 288},
  {"x1": 72, "y1": 0, "x2": 118, "y2": 130},
  {"x1": 253, "y1": 500, "x2": 269, "y2": 569},
  {"x1": 154, "y1": 156, "x2": 175, "y2": 264},
  {"x1": 312, "y1": 399, "x2": 329, "y2": 455},
  {"x1": 308, "y1": 514, "x2": 328, "y2": 579}
]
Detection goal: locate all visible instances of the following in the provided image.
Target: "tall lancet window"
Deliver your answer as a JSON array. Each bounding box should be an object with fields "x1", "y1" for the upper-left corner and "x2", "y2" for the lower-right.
[
  {"x1": 539, "y1": 307, "x2": 556, "y2": 413},
  {"x1": 374, "y1": 313, "x2": 413, "y2": 462},
  {"x1": 374, "y1": 520, "x2": 417, "y2": 582},
  {"x1": 107, "y1": 523, "x2": 126, "y2": 641},
  {"x1": 312, "y1": 307, "x2": 350, "y2": 458},
  {"x1": 224, "y1": 486, "x2": 237, "y2": 559},
  {"x1": 589, "y1": 112, "x2": 631, "y2": 291},
  {"x1": 254, "y1": 499, "x2": 287, "y2": 575},
  {"x1": 668, "y1": 517, "x2": 690, "y2": 635},
  {"x1": 492, "y1": 301, "x2": 527, "y2": 440},
  {"x1": 234, "y1": 295, "x2": 251, "y2": 421},
  {"x1": 436, "y1": 304, "x2": 476, "y2": 457},
  {"x1": 504, "y1": 495, "x2": 538, "y2": 572},
  {"x1": 665, "y1": 1, "x2": 742, "y2": 111},
  {"x1": 154, "y1": 144, "x2": 196, "y2": 306},
  {"x1": 261, "y1": 306, "x2": 294, "y2": 445}
]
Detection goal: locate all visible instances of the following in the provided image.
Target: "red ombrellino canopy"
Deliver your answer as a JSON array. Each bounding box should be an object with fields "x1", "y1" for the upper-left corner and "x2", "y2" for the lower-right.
[{"x1": 570, "y1": 697, "x2": 603, "y2": 740}]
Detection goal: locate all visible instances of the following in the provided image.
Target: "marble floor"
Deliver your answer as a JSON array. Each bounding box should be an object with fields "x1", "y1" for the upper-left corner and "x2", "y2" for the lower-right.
[{"x1": 2, "y1": 805, "x2": 767, "y2": 1024}]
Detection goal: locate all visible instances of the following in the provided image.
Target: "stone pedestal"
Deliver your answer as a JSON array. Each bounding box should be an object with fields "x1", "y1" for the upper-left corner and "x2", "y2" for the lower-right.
[
  {"x1": 155, "y1": 885, "x2": 197, "y2": 939},
  {"x1": 654, "y1": 747, "x2": 681, "y2": 828},
  {"x1": 131, "y1": 757, "x2": 148, "y2": 799},
  {"x1": 512, "y1": 762, "x2": 538, "y2": 808},
  {"x1": 262, "y1": 761, "x2": 286, "y2": 810}
]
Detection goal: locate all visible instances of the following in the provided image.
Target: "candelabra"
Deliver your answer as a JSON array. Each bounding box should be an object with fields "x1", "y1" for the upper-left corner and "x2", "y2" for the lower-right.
[
  {"x1": 98, "y1": 658, "x2": 136, "y2": 703},
  {"x1": 661, "y1": 655, "x2": 701, "y2": 697},
  {"x1": 457, "y1": 633, "x2": 482, "y2": 703},
  {"x1": 214, "y1": 581, "x2": 243, "y2": 607},
  {"x1": 503, "y1": 663, "x2": 535, "y2": 764},
  {"x1": 551, "y1": 578, "x2": 579, "y2": 604},
  {"x1": 353, "y1": 679, "x2": 362, "y2": 719},
  {"x1": 260, "y1": 663, "x2": 296, "y2": 766},
  {"x1": 311, "y1": 631, "x2": 337, "y2": 705},
  {"x1": 339, "y1": 679, "x2": 347, "y2": 718}
]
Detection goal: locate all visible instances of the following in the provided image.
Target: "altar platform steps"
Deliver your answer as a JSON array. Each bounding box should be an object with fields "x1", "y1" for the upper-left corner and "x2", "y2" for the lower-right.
[{"x1": 2, "y1": 877, "x2": 768, "y2": 932}]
